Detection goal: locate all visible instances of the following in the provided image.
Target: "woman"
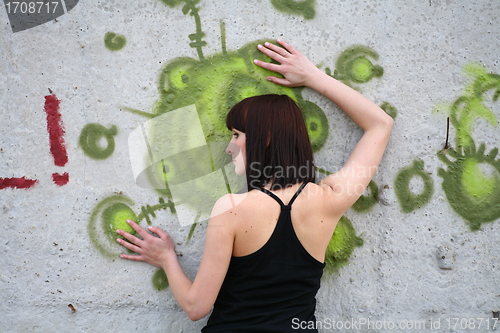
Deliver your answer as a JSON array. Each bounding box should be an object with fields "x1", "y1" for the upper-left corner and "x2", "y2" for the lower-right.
[{"x1": 116, "y1": 39, "x2": 393, "y2": 332}]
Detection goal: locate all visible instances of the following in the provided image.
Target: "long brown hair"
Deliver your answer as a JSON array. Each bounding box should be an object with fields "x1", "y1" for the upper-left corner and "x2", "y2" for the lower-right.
[{"x1": 226, "y1": 94, "x2": 315, "y2": 190}]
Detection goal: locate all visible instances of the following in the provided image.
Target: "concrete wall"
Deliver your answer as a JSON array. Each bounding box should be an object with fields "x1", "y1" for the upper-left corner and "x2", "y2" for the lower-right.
[{"x1": 1, "y1": 1, "x2": 499, "y2": 332}]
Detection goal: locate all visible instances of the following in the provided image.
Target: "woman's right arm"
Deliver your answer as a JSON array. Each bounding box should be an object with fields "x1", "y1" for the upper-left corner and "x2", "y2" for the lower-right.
[
  {"x1": 116, "y1": 195, "x2": 236, "y2": 321},
  {"x1": 254, "y1": 39, "x2": 394, "y2": 216}
]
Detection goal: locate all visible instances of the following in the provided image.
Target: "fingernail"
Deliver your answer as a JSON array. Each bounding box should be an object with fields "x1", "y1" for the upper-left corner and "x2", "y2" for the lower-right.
[
  {"x1": 148, "y1": 226, "x2": 153, "y2": 230},
  {"x1": 277, "y1": 39, "x2": 282, "y2": 42},
  {"x1": 253, "y1": 59, "x2": 258, "y2": 64},
  {"x1": 116, "y1": 229, "x2": 121, "y2": 234},
  {"x1": 257, "y1": 44, "x2": 262, "y2": 49},
  {"x1": 116, "y1": 238, "x2": 121, "y2": 243},
  {"x1": 264, "y1": 42, "x2": 269, "y2": 46}
]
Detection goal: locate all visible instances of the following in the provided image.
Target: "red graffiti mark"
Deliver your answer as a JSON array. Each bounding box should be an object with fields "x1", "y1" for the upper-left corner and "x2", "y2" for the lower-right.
[
  {"x1": 52, "y1": 172, "x2": 69, "y2": 186},
  {"x1": 0, "y1": 177, "x2": 38, "y2": 189},
  {"x1": 44, "y1": 94, "x2": 68, "y2": 167},
  {"x1": 44, "y1": 93, "x2": 69, "y2": 186}
]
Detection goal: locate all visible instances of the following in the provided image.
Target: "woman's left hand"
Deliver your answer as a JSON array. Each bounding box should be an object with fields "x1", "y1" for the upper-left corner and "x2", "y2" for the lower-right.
[{"x1": 116, "y1": 220, "x2": 176, "y2": 269}]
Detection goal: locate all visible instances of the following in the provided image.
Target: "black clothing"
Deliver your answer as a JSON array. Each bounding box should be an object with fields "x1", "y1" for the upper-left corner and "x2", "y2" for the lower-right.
[{"x1": 202, "y1": 182, "x2": 325, "y2": 332}]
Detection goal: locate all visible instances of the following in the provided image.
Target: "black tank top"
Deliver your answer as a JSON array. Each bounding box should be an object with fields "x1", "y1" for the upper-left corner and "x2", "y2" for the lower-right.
[{"x1": 202, "y1": 182, "x2": 326, "y2": 333}]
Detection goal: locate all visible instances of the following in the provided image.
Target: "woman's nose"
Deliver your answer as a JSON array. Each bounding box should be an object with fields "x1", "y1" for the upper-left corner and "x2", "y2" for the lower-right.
[
  {"x1": 226, "y1": 142, "x2": 239, "y2": 155},
  {"x1": 226, "y1": 143, "x2": 233, "y2": 155}
]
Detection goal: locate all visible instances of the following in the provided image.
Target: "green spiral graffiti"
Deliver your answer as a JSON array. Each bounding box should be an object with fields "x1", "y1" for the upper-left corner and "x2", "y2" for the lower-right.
[
  {"x1": 104, "y1": 32, "x2": 127, "y2": 51},
  {"x1": 79, "y1": 123, "x2": 118, "y2": 160},
  {"x1": 395, "y1": 159, "x2": 434, "y2": 213}
]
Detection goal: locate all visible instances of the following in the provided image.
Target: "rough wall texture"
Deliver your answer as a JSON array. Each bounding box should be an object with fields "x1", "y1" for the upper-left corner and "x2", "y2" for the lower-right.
[{"x1": 1, "y1": 1, "x2": 499, "y2": 332}]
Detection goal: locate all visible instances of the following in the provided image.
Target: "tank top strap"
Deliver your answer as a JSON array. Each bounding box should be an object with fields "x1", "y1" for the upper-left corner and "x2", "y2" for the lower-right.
[
  {"x1": 256, "y1": 187, "x2": 285, "y2": 207},
  {"x1": 256, "y1": 182, "x2": 308, "y2": 209},
  {"x1": 287, "y1": 181, "x2": 308, "y2": 208}
]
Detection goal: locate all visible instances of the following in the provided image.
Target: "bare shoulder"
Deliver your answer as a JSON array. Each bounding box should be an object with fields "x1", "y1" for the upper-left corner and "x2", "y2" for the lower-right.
[
  {"x1": 210, "y1": 192, "x2": 249, "y2": 222},
  {"x1": 301, "y1": 182, "x2": 345, "y2": 217}
]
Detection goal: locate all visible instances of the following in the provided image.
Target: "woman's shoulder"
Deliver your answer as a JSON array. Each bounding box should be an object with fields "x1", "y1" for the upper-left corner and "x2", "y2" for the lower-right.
[
  {"x1": 297, "y1": 182, "x2": 344, "y2": 216},
  {"x1": 210, "y1": 191, "x2": 258, "y2": 219},
  {"x1": 211, "y1": 182, "x2": 336, "y2": 216}
]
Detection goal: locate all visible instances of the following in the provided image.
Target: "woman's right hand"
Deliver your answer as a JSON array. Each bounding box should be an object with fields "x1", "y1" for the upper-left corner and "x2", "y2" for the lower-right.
[
  {"x1": 254, "y1": 39, "x2": 322, "y2": 88},
  {"x1": 117, "y1": 220, "x2": 176, "y2": 269}
]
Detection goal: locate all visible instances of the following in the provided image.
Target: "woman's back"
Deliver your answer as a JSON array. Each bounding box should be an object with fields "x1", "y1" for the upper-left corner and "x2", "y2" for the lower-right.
[
  {"x1": 202, "y1": 182, "x2": 328, "y2": 332},
  {"x1": 231, "y1": 182, "x2": 339, "y2": 263}
]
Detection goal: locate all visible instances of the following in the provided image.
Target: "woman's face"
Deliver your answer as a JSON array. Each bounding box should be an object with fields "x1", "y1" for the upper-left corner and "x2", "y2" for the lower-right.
[{"x1": 226, "y1": 129, "x2": 246, "y2": 176}]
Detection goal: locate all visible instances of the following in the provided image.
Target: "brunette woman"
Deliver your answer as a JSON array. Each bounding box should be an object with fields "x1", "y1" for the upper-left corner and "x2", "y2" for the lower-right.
[{"x1": 116, "y1": 39, "x2": 393, "y2": 332}]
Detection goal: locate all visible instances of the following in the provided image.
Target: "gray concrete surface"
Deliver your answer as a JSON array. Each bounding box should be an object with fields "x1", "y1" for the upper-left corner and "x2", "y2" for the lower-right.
[{"x1": 1, "y1": 1, "x2": 499, "y2": 332}]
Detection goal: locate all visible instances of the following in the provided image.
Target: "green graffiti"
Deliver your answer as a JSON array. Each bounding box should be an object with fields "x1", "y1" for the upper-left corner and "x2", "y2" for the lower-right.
[
  {"x1": 325, "y1": 216, "x2": 363, "y2": 271},
  {"x1": 437, "y1": 64, "x2": 500, "y2": 229},
  {"x1": 79, "y1": 123, "x2": 118, "y2": 160},
  {"x1": 88, "y1": 195, "x2": 135, "y2": 258},
  {"x1": 145, "y1": 39, "x2": 330, "y2": 219},
  {"x1": 152, "y1": 268, "x2": 169, "y2": 290},
  {"x1": 270, "y1": 0, "x2": 315, "y2": 20},
  {"x1": 87, "y1": 1, "x2": 400, "y2": 288},
  {"x1": 137, "y1": 197, "x2": 177, "y2": 225},
  {"x1": 395, "y1": 159, "x2": 434, "y2": 213},
  {"x1": 159, "y1": 0, "x2": 184, "y2": 6},
  {"x1": 449, "y1": 64, "x2": 499, "y2": 149},
  {"x1": 102, "y1": 202, "x2": 137, "y2": 241},
  {"x1": 328, "y1": 45, "x2": 384, "y2": 87},
  {"x1": 89, "y1": 195, "x2": 175, "y2": 258},
  {"x1": 155, "y1": 41, "x2": 328, "y2": 151},
  {"x1": 351, "y1": 180, "x2": 379, "y2": 213},
  {"x1": 301, "y1": 100, "x2": 329, "y2": 152},
  {"x1": 159, "y1": 0, "x2": 206, "y2": 60},
  {"x1": 104, "y1": 32, "x2": 126, "y2": 51},
  {"x1": 380, "y1": 102, "x2": 398, "y2": 119},
  {"x1": 438, "y1": 144, "x2": 500, "y2": 230}
]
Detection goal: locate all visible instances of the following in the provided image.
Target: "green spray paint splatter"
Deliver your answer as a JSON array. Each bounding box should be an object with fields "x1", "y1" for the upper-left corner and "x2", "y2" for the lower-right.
[
  {"x1": 270, "y1": 0, "x2": 316, "y2": 20},
  {"x1": 88, "y1": 195, "x2": 136, "y2": 258},
  {"x1": 380, "y1": 102, "x2": 398, "y2": 119},
  {"x1": 449, "y1": 64, "x2": 499, "y2": 149},
  {"x1": 351, "y1": 180, "x2": 379, "y2": 213},
  {"x1": 394, "y1": 159, "x2": 434, "y2": 213},
  {"x1": 325, "y1": 216, "x2": 363, "y2": 271},
  {"x1": 329, "y1": 45, "x2": 384, "y2": 88},
  {"x1": 152, "y1": 269, "x2": 169, "y2": 290},
  {"x1": 104, "y1": 32, "x2": 127, "y2": 51},
  {"x1": 145, "y1": 39, "x2": 329, "y2": 218},
  {"x1": 89, "y1": 195, "x2": 176, "y2": 258},
  {"x1": 159, "y1": 0, "x2": 184, "y2": 6},
  {"x1": 438, "y1": 144, "x2": 500, "y2": 230},
  {"x1": 437, "y1": 64, "x2": 500, "y2": 230},
  {"x1": 87, "y1": 1, "x2": 400, "y2": 288},
  {"x1": 102, "y1": 202, "x2": 137, "y2": 241},
  {"x1": 79, "y1": 124, "x2": 117, "y2": 160},
  {"x1": 159, "y1": 0, "x2": 206, "y2": 60}
]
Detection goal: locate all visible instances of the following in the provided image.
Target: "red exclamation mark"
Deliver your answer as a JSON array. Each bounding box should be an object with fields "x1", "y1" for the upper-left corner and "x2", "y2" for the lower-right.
[{"x1": 44, "y1": 91, "x2": 69, "y2": 186}]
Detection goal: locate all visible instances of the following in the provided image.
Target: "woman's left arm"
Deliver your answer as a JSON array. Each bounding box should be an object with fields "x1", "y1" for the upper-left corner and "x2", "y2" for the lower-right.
[{"x1": 116, "y1": 195, "x2": 235, "y2": 321}]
